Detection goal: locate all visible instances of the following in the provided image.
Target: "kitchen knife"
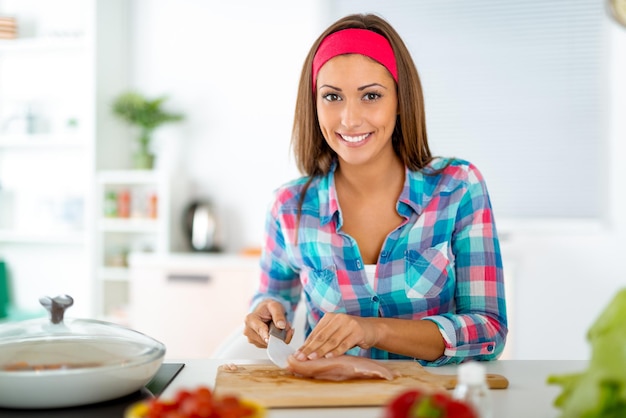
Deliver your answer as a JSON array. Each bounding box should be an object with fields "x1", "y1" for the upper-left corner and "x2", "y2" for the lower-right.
[{"x1": 267, "y1": 322, "x2": 295, "y2": 369}]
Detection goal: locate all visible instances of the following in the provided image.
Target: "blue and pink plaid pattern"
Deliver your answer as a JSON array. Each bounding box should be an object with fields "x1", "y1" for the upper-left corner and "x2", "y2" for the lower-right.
[{"x1": 251, "y1": 158, "x2": 508, "y2": 365}]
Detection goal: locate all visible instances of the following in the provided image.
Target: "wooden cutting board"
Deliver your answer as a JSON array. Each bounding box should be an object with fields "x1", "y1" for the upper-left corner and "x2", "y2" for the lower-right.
[{"x1": 213, "y1": 361, "x2": 508, "y2": 408}]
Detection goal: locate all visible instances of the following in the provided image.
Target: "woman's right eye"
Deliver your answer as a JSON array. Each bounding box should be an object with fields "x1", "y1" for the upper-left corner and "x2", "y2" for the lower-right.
[{"x1": 322, "y1": 93, "x2": 341, "y2": 102}]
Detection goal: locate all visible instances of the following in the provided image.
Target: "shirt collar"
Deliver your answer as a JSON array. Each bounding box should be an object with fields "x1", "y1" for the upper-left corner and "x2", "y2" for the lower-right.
[
  {"x1": 398, "y1": 165, "x2": 425, "y2": 216},
  {"x1": 319, "y1": 161, "x2": 340, "y2": 226},
  {"x1": 319, "y1": 160, "x2": 428, "y2": 226}
]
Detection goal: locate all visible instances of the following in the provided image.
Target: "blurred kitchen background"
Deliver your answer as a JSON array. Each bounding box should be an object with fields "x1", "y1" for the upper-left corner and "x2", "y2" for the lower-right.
[{"x1": 0, "y1": 0, "x2": 625, "y2": 361}]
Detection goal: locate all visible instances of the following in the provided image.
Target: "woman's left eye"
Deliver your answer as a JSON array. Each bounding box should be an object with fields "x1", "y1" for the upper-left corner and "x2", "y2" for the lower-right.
[{"x1": 363, "y1": 92, "x2": 381, "y2": 101}]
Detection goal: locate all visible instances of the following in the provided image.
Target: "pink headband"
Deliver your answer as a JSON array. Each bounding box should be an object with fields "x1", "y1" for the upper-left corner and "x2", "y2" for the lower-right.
[{"x1": 312, "y1": 28, "x2": 398, "y2": 91}]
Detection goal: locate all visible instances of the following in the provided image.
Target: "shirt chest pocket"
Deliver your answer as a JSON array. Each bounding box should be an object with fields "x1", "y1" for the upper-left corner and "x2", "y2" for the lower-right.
[
  {"x1": 301, "y1": 265, "x2": 345, "y2": 313},
  {"x1": 404, "y1": 241, "x2": 453, "y2": 299}
]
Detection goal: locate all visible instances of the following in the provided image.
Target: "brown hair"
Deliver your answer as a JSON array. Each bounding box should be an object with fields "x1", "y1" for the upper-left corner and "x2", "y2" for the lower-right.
[{"x1": 291, "y1": 13, "x2": 434, "y2": 176}]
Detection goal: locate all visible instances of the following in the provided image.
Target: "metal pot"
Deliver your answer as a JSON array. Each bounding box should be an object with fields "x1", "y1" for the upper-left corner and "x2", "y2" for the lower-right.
[{"x1": 0, "y1": 295, "x2": 165, "y2": 409}]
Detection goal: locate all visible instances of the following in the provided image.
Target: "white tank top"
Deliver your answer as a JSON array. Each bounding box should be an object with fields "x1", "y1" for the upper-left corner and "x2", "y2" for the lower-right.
[{"x1": 364, "y1": 264, "x2": 376, "y2": 288}]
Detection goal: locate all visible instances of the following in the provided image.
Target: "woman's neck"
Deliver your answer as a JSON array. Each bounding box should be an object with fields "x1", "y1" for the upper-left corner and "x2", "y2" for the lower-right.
[{"x1": 335, "y1": 155, "x2": 405, "y2": 198}]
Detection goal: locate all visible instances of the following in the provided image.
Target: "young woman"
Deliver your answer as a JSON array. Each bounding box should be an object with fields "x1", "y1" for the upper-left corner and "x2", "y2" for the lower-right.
[{"x1": 243, "y1": 13, "x2": 508, "y2": 365}]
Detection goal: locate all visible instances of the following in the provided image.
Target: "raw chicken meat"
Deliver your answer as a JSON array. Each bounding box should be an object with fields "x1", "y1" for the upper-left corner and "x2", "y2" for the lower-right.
[{"x1": 286, "y1": 354, "x2": 398, "y2": 381}]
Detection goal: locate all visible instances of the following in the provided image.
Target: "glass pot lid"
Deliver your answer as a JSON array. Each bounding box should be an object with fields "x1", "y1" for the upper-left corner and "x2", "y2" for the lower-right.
[{"x1": 0, "y1": 295, "x2": 166, "y2": 373}]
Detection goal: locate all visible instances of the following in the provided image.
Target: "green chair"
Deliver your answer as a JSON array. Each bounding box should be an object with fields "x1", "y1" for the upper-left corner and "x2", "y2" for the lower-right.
[{"x1": 0, "y1": 260, "x2": 9, "y2": 319}]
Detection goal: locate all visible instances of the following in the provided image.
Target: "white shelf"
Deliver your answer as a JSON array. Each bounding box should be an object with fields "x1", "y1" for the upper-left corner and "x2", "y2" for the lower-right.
[
  {"x1": 98, "y1": 218, "x2": 160, "y2": 233},
  {"x1": 0, "y1": 133, "x2": 85, "y2": 149},
  {"x1": 95, "y1": 166, "x2": 170, "y2": 319},
  {"x1": 129, "y1": 252, "x2": 261, "y2": 270},
  {"x1": 0, "y1": 229, "x2": 84, "y2": 244},
  {"x1": 0, "y1": 37, "x2": 87, "y2": 53},
  {"x1": 96, "y1": 170, "x2": 161, "y2": 185},
  {"x1": 98, "y1": 266, "x2": 130, "y2": 282}
]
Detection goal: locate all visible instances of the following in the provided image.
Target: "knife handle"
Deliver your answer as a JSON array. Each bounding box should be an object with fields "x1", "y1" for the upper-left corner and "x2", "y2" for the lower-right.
[{"x1": 269, "y1": 322, "x2": 288, "y2": 341}]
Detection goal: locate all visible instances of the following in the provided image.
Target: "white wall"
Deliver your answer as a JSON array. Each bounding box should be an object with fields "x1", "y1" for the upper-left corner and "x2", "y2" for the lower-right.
[
  {"x1": 499, "y1": 18, "x2": 626, "y2": 357},
  {"x1": 128, "y1": 0, "x2": 319, "y2": 252},
  {"x1": 124, "y1": 1, "x2": 626, "y2": 360}
]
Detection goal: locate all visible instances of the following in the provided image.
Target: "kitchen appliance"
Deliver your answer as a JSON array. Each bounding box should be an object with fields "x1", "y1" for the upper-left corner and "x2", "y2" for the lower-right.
[
  {"x1": 0, "y1": 295, "x2": 166, "y2": 409},
  {"x1": 184, "y1": 200, "x2": 221, "y2": 252}
]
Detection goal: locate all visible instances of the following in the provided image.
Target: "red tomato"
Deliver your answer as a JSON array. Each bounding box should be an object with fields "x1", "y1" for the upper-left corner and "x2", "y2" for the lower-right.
[
  {"x1": 163, "y1": 412, "x2": 186, "y2": 418},
  {"x1": 384, "y1": 389, "x2": 423, "y2": 418},
  {"x1": 194, "y1": 387, "x2": 213, "y2": 401},
  {"x1": 383, "y1": 389, "x2": 478, "y2": 418},
  {"x1": 145, "y1": 399, "x2": 173, "y2": 418},
  {"x1": 173, "y1": 389, "x2": 192, "y2": 407},
  {"x1": 136, "y1": 386, "x2": 259, "y2": 418},
  {"x1": 444, "y1": 400, "x2": 479, "y2": 418}
]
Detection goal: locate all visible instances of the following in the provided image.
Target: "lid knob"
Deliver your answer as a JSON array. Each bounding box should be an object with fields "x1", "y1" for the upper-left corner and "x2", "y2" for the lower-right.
[{"x1": 39, "y1": 295, "x2": 74, "y2": 324}]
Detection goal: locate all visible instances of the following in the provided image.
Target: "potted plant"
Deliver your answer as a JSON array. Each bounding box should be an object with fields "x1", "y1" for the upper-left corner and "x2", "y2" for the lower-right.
[{"x1": 112, "y1": 91, "x2": 184, "y2": 169}]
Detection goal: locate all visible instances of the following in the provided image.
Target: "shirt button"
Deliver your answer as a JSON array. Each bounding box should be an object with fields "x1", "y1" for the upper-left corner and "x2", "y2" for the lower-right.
[
  {"x1": 381, "y1": 251, "x2": 388, "y2": 258},
  {"x1": 356, "y1": 260, "x2": 362, "y2": 269},
  {"x1": 487, "y1": 345, "x2": 494, "y2": 352},
  {"x1": 372, "y1": 296, "x2": 379, "y2": 302}
]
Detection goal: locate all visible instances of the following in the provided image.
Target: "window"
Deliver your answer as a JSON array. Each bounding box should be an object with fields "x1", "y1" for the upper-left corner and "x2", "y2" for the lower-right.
[{"x1": 326, "y1": 0, "x2": 610, "y2": 221}]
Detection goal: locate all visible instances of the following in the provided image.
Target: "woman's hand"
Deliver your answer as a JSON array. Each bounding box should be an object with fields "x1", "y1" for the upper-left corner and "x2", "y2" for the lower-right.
[
  {"x1": 243, "y1": 299, "x2": 294, "y2": 348},
  {"x1": 294, "y1": 312, "x2": 378, "y2": 360}
]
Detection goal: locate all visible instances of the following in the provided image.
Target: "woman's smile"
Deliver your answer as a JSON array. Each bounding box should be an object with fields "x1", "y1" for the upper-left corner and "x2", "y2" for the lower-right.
[{"x1": 338, "y1": 132, "x2": 372, "y2": 144}]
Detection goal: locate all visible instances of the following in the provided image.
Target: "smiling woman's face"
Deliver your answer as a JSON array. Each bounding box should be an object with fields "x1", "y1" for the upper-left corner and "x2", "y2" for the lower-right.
[{"x1": 316, "y1": 54, "x2": 398, "y2": 169}]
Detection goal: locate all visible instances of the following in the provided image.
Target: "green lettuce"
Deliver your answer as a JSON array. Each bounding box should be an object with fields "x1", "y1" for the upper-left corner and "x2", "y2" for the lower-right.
[{"x1": 547, "y1": 288, "x2": 626, "y2": 417}]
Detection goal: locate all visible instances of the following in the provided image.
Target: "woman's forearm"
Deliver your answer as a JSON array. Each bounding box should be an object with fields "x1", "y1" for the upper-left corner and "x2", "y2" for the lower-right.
[{"x1": 365, "y1": 317, "x2": 445, "y2": 361}]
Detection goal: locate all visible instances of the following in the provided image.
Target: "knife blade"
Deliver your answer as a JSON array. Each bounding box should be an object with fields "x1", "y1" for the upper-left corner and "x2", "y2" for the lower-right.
[{"x1": 267, "y1": 322, "x2": 295, "y2": 369}]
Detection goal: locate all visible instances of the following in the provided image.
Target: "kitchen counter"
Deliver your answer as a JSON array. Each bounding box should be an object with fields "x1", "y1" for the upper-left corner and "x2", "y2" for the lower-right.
[{"x1": 163, "y1": 359, "x2": 586, "y2": 418}]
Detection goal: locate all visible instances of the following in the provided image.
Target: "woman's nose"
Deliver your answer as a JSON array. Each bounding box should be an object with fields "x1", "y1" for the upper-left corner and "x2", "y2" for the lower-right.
[{"x1": 340, "y1": 100, "x2": 362, "y2": 128}]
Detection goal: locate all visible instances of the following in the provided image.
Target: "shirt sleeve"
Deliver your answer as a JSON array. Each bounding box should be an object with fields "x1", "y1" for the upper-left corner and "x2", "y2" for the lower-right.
[
  {"x1": 249, "y1": 195, "x2": 303, "y2": 322},
  {"x1": 420, "y1": 163, "x2": 508, "y2": 366}
]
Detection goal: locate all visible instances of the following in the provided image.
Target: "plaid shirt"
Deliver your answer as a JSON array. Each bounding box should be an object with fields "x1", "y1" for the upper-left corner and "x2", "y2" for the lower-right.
[{"x1": 252, "y1": 158, "x2": 508, "y2": 365}]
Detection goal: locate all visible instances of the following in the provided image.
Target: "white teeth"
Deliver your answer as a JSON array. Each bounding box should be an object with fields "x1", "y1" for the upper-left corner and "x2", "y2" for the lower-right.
[{"x1": 340, "y1": 133, "x2": 369, "y2": 143}]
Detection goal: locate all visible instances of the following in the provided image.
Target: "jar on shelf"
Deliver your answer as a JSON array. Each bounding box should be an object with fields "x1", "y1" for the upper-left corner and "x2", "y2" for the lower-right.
[
  {"x1": 107, "y1": 247, "x2": 129, "y2": 268},
  {"x1": 117, "y1": 190, "x2": 130, "y2": 218},
  {"x1": 148, "y1": 192, "x2": 158, "y2": 219},
  {"x1": 104, "y1": 191, "x2": 117, "y2": 218}
]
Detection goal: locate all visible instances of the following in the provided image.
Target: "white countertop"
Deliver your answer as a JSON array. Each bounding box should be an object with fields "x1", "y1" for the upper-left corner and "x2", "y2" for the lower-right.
[
  {"x1": 162, "y1": 359, "x2": 587, "y2": 418},
  {"x1": 129, "y1": 252, "x2": 260, "y2": 269}
]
